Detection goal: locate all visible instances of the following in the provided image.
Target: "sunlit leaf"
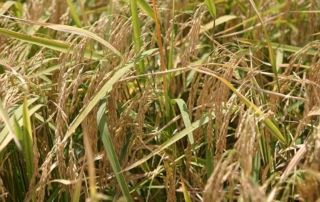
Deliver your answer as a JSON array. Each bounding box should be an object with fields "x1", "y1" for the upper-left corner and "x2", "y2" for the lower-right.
[
  {"x1": 0, "y1": 28, "x2": 103, "y2": 60},
  {"x1": 0, "y1": 99, "x2": 21, "y2": 151},
  {"x1": 204, "y1": 0, "x2": 216, "y2": 18},
  {"x1": 0, "y1": 14, "x2": 121, "y2": 58},
  {"x1": 172, "y1": 99, "x2": 194, "y2": 149},
  {"x1": 22, "y1": 97, "x2": 34, "y2": 182},
  {"x1": 66, "y1": 0, "x2": 83, "y2": 27}
]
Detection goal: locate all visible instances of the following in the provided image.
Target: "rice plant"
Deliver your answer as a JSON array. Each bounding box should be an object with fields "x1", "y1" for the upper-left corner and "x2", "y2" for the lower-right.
[{"x1": 0, "y1": 0, "x2": 319, "y2": 201}]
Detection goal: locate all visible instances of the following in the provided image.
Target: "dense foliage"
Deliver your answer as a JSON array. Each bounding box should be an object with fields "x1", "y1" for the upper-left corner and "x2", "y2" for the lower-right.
[{"x1": 0, "y1": 0, "x2": 319, "y2": 201}]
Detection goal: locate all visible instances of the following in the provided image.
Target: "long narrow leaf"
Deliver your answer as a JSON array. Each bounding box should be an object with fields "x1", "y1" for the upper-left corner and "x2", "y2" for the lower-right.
[
  {"x1": 22, "y1": 97, "x2": 34, "y2": 182},
  {"x1": 130, "y1": 0, "x2": 145, "y2": 74},
  {"x1": 0, "y1": 14, "x2": 121, "y2": 58},
  {"x1": 180, "y1": 174, "x2": 192, "y2": 202},
  {"x1": 190, "y1": 67, "x2": 286, "y2": 144},
  {"x1": 248, "y1": 0, "x2": 279, "y2": 91},
  {"x1": 98, "y1": 98, "x2": 133, "y2": 202},
  {"x1": 0, "y1": 28, "x2": 103, "y2": 60},
  {"x1": 123, "y1": 0, "x2": 154, "y2": 19},
  {"x1": 0, "y1": 100, "x2": 42, "y2": 140},
  {"x1": 62, "y1": 48, "x2": 158, "y2": 143},
  {"x1": 0, "y1": 1, "x2": 16, "y2": 15},
  {"x1": 137, "y1": 0, "x2": 154, "y2": 19},
  {"x1": 0, "y1": 99, "x2": 21, "y2": 151},
  {"x1": 66, "y1": 0, "x2": 83, "y2": 27},
  {"x1": 237, "y1": 38, "x2": 318, "y2": 56},
  {"x1": 173, "y1": 99, "x2": 194, "y2": 149},
  {"x1": 204, "y1": 0, "x2": 216, "y2": 19},
  {"x1": 123, "y1": 112, "x2": 215, "y2": 172},
  {"x1": 200, "y1": 15, "x2": 238, "y2": 34}
]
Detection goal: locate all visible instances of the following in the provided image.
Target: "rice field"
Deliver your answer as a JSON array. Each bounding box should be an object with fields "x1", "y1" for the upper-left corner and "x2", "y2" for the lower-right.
[{"x1": 0, "y1": 0, "x2": 320, "y2": 201}]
